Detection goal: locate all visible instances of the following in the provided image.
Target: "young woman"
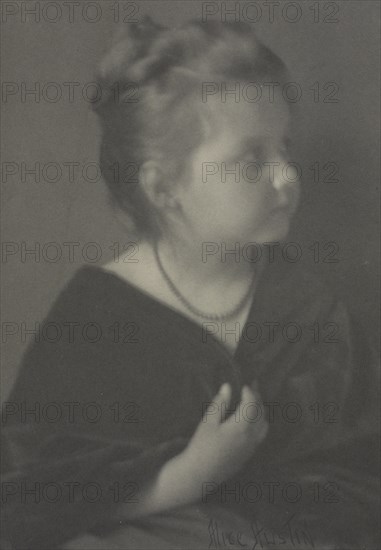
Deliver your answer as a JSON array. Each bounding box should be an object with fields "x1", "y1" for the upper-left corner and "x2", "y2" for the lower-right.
[{"x1": 2, "y1": 18, "x2": 379, "y2": 550}]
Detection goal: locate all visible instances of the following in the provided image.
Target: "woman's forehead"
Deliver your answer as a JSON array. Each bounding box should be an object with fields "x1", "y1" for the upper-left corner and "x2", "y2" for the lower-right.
[{"x1": 203, "y1": 97, "x2": 290, "y2": 139}]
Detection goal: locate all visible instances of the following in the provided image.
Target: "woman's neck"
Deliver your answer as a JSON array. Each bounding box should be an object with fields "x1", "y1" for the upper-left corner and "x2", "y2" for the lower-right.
[{"x1": 153, "y1": 235, "x2": 258, "y2": 294}]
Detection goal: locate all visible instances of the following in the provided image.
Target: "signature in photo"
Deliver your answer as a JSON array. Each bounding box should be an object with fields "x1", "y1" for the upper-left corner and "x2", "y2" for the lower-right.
[{"x1": 208, "y1": 513, "x2": 315, "y2": 549}]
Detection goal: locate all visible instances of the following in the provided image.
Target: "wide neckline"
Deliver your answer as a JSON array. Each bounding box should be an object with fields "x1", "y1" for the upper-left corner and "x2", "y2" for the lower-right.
[{"x1": 77, "y1": 264, "x2": 265, "y2": 364}]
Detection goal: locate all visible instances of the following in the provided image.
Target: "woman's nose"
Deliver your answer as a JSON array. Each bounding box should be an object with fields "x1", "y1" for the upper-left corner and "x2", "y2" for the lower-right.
[
  {"x1": 271, "y1": 160, "x2": 300, "y2": 191},
  {"x1": 271, "y1": 160, "x2": 301, "y2": 210}
]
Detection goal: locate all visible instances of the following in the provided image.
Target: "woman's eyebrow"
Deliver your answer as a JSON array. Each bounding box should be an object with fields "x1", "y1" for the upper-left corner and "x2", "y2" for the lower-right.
[
  {"x1": 229, "y1": 136, "x2": 291, "y2": 160},
  {"x1": 235, "y1": 137, "x2": 265, "y2": 157},
  {"x1": 243, "y1": 136, "x2": 291, "y2": 152},
  {"x1": 241, "y1": 137, "x2": 263, "y2": 149}
]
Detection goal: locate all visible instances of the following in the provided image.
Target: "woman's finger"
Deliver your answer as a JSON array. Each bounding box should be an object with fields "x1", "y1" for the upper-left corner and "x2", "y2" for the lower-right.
[
  {"x1": 241, "y1": 384, "x2": 257, "y2": 405},
  {"x1": 223, "y1": 384, "x2": 264, "y2": 433},
  {"x1": 202, "y1": 383, "x2": 232, "y2": 425}
]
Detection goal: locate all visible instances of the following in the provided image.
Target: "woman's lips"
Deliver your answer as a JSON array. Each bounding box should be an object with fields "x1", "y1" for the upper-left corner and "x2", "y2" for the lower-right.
[{"x1": 272, "y1": 204, "x2": 290, "y2": 214}]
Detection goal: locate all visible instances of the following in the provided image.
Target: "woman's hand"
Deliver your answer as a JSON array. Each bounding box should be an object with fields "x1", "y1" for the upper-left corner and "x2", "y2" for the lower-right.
[
  {"x1": 183, "y1": 383, "x2": 268, "y2": 484},
  {"x1": 120, "y1": 383, "x2": 267, "y2": 520}
]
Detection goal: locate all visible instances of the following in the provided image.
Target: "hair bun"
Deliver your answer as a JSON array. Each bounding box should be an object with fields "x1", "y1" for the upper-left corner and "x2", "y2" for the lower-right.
[
  {"x1": 133, "y1": 15, "x2": 164, "y2": 33},
  {"x1": 97, "y1": 16, "x2": 164, "y2": 81}
]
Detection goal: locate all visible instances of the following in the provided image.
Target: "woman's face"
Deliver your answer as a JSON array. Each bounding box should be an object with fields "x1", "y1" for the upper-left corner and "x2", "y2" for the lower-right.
[{"x1": 174, "y1": 94, "x2": 300, "y2": 247}]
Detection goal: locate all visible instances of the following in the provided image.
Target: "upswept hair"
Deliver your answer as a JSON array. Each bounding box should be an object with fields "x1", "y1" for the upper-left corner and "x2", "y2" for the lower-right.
[{"x1": 93, "y1": 17, "x2": 288, "y2": 237}]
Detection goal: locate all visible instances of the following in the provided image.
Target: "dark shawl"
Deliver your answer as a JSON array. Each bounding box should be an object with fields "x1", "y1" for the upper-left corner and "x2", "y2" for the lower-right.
[{"x1": 1, "y1": 261, "x2": 379, "y2": 549}]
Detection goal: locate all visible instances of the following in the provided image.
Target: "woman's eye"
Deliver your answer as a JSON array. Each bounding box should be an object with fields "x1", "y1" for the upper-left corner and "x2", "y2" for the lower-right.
[
  {"x1": 242, "y1": 151, "x2": 262, "y2": 163},
  {"x1": 282, "y1": 140, "x2": 292, "y2": 155},
  {"x1": 242, "y1": 154, "x2": 257, "y2": 162}
]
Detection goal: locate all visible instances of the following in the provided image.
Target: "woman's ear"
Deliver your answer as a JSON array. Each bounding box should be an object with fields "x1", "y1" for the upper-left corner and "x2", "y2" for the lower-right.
[{"x1": 139, "y1": 160, "x2": 179, "y2": 211}]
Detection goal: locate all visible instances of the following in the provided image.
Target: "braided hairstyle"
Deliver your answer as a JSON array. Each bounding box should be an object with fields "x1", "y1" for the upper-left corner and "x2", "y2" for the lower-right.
[{"x1": 93, "y1": 17, "x2": 288, "y2": 237}]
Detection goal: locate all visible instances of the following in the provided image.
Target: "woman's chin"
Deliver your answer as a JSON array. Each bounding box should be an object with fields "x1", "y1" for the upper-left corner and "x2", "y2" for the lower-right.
[{"x1": 258, "y1": 211, "x2": 291, "y2": 242}]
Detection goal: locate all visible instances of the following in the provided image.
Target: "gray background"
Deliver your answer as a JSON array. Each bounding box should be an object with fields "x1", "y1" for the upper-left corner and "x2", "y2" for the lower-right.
[{"x1": 1, "y1": 0, "x2": 379, "y2": 399}]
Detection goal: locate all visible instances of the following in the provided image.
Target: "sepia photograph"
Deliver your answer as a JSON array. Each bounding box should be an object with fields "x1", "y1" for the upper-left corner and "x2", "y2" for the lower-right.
[{"x1": 1, "y1": 1, "x2": 380, "y2": 549}]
